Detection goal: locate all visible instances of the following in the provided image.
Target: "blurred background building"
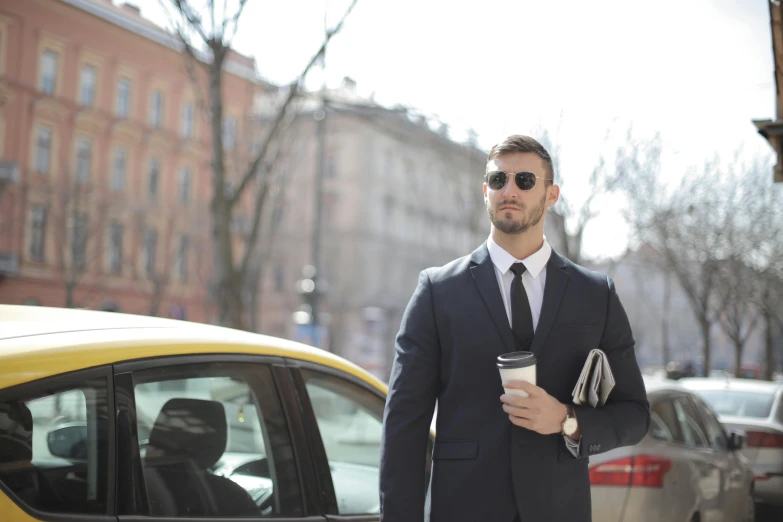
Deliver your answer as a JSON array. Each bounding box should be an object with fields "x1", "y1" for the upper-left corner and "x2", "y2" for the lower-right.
[
  {"x1": 0, "y1": 0, "x2": 262, "y2": 320},
  {"x1": 253, "y1": 80, "x2": 497, "y2": 378},
  {"x1": 753, "y1": 0, "x2": 783, "y2": 183}
]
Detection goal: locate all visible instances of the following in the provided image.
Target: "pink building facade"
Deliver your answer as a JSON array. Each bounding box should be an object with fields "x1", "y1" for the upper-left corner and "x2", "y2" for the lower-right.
[{"x1": 0, "y1": 0, "x2": 262, "y2": 320}]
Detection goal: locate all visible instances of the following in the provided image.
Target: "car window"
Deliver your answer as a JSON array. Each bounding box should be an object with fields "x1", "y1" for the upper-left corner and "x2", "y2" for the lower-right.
[
  {"x1": 695, "y1": 389, "x2": 775, "y2": 419},
  {"x1": 128, "y1": 362, "x2": 302, "y2": 518},
  {"x1": 691, "y1": 397, "x2": 728, "y2": 452},
  {"x1": 651, "y1": 399, "x2": 685, "y2": 444},
  {"x1": 649, "y1": 411, "x2": 672, "y2": 441},
  {"x1": 0, "y1": 374, "x2": 110, "y2": 515},
  {"x1": 302, "y1": 369, "x2": 384, "y2": 516},
  {"x1": 673, "y1": 396, "x2": 709, "y2": 448}
]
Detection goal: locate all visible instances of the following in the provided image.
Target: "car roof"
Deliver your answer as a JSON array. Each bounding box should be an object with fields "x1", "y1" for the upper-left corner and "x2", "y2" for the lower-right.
[
  {"x1": 0, "y1": 305, "x2": 387, "y2": 393},
  {"x1": 679, "y1": 377, "x2": 783, "y2": 394}
]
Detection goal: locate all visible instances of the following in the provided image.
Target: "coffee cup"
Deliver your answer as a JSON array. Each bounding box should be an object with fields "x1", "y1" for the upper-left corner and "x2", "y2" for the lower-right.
[{"x1": 497, "y1": 351, "x2": 537, "y2": 397}]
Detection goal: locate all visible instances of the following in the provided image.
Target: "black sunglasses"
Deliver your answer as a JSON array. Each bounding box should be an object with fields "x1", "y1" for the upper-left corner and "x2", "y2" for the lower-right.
[{"x1": 485, "y1": 171, "x2": 552, "y2": 191}]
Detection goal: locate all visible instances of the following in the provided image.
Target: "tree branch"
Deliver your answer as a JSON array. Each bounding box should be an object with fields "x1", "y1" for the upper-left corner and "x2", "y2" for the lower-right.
[
  {"x1": 171, "y1": 0, "x2": 211, "y2": 43},
  {"x1": 240, "y1": 111, "x2": 295, "y2": 277},
  {"x1": 230, "y1": 0, "x2": 360, "y2": 206},
  {"x1": 224, "y1": 0, "x2": 249, "y2": 45}
]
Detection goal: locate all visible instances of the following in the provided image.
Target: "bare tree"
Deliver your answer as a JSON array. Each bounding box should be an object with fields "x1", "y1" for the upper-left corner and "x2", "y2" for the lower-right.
[
  {"x1": 243, "y1": 128, "x2": 306, "y2": 331},
  {"x1": 715, "y1": 257, "x2": 762, "y2": 376},
  {"x1": 49, "y1": 168, "x2": 107, "y2": 308},
  {"x1": 617, "y1": 134, "x2": 730, "y2": 375},
  {"x1": 534, "y1": 123, "x2": 625, "y2": 265},
  {"x1": 161, "y1": 0, "x2": 359, "y2": 329},
  {"x1": 132, "y1": 213, "x2": 178, "y2": 317},
  {"x1": 736, "y1": 155, "x2": 783, "y2": 379}
]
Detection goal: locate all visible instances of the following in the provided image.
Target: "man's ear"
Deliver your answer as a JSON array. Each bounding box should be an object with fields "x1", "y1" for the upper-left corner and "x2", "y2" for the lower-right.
[
  {"x1": 483, "y1": 182, "x2": 488, "y2": 200},
  {"x1": 547, "y1": 184, "x2": 560, "y2": 208}
]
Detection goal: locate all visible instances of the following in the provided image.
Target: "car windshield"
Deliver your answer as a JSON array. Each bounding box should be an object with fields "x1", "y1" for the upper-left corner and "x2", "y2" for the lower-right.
[{"x1": 695, "y1": 390, "x2": 775, "y2": 419}]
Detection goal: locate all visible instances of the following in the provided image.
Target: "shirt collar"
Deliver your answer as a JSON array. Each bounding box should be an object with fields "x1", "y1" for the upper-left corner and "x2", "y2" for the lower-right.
[{"x1": 487, "y1": 235, "x2": 552, "y2": 279}]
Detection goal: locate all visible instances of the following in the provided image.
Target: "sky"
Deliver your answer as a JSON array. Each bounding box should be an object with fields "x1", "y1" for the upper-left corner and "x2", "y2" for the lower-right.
[{"x1": 136, "y1": 0, "x2": 778, "y2": 259}]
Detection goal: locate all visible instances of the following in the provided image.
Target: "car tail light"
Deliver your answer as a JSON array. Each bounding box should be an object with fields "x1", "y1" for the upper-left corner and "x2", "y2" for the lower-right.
[
  {"x1": 589, "y1": 455, "x2": 671, "y2": 488},
  {"x1": 745, "y1": 431, "x2": 783, "y2": 448}
]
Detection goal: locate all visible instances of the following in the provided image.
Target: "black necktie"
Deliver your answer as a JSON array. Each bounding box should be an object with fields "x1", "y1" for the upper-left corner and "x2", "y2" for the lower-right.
[{"x1": 509, "y1": 263, "x2": 534, "y2": 351}]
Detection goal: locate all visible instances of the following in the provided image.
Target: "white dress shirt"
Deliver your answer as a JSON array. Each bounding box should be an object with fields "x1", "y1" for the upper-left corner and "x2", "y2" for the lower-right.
[{"x1": 487, "y1": 235, "x2": 581, "y2": 456}]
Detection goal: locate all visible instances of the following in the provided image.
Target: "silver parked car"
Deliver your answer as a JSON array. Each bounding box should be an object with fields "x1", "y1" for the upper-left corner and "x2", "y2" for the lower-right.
[
  {"x1": 590, "y1": 378, "x2": 755, "y2": 522},
  {"x1": 681, "y1": 377, "x2": 783, "y2": 508}
]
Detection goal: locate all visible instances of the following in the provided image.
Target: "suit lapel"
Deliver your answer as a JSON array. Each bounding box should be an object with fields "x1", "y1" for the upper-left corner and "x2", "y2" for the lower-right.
[
  {"x1": 469, "y1": 243, "x2": 515, "y2": 353},
  {"x1": 531, "y1": 251, "x2": 570, "y2": 356}
]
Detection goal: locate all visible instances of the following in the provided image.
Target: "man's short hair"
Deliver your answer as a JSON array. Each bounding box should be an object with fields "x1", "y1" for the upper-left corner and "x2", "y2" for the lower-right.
[{"x1": 487, "y1": 135, "x2": 555, "y2": 184}]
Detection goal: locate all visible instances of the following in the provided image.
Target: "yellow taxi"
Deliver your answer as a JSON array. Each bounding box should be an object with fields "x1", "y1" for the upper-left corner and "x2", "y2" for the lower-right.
[{"x1": 0, "y1": 305, "x2": 431, "y2": 521}]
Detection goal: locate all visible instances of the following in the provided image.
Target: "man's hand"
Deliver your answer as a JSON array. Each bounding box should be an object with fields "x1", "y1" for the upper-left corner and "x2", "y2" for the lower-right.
[{"x1": 500, "y1": 380, "x2": 568, "y2": 435}]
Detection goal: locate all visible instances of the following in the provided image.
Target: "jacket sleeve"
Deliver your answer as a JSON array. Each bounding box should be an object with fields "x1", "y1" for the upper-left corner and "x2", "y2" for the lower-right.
[
  {"x1": 380, "y1": 270, "x2": 440, "y2": 522},
  {"x1": 571, "y1": 276, "x2": 650, "y2": 459}
]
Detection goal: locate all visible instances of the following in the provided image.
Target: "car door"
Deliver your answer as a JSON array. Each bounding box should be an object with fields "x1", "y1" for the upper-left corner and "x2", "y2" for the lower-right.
[
  {"x1": 286, "y1": 361, "x2": 433, "y2": 522},
  {"x1": 648, "y1": 395, "x2": 704, "y2": 522},
  {"x1": 672, "y1": 394, "x2": 723, "y2": 522},
  {"x1": 691, "y1": 395, "x2": 748, "y2": 522},
  {"x1": 0, "y1": 366, "x2": 116, "y2": 522},
  {"x1": 112, "y1": 354, "x2": 326, "y2": 522}
]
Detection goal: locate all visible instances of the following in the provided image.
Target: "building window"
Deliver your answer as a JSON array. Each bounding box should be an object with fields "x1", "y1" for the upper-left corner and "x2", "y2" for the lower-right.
[
  {"x1": 150, "y1": 89, "x2": 164, "y2": 128},
  {"x1": 177, "y1": 234, "x2": 189, "y2": 281},
  {"x1": 148, "y1": 158, "x2": 160, "y2": 197},
  {"x1": 34, "y1": 126, "x2": 52, "y2": 174},
  {"x1": 144, "y1": 228, "x2": 157, "y2": 277},
  {"x1": 181, "y1": 102, "x2": 194, "y2": 138},
  {"x1": 79, "y1": 65, "x2": 97, "y2": 107},
  {"x1": 179, "y1": 167, "x2": 191, "y2": 203},
  {"x1": 111, "y1": 148, "x2": 126, "y2": 191},
  {"x1": 28, "y1": 205, "x2": 47, "y2": 262},
  {"x1": 115, "y1": 78, "x2": 132, "y2": 118},
  {"x1": 107, "y1": 222, "x2": 123, "y2": 274},
  {"x1": 75, "y1": 137, "x2": 92, "y2": 183},
  {"x1": 222, "y1": 117, "x2": 236, "y2": 150},
  {"x1": 39, "y1": 50, "x2": 58, "y2": 94},
  {"x1": 72, "y1": 213, "x2": 88, "y2": 269}
]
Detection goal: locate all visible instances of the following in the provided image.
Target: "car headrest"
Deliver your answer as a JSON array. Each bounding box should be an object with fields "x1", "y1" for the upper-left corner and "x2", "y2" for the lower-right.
[
  {"x1": 0, "y1": 401, "x2": 33, "y2": 463},
  {"x1": 148, "y1": 398, "x2": 227, "y2": 470}
]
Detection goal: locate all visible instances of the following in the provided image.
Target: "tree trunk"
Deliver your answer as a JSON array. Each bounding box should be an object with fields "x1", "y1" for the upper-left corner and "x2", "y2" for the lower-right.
[
  {"x1": 65, "y1": 275, "x2": 76, "y2": 308},
  {"x1": 150, "y1": 278, "x2": 162, "y2": 317},
  {"x1": 701, "y1": 319, "x2": 712, "y2": 377},
  {"x1": 765, "y1": 308, "x2": 774, "y2": 381},
  {"x1": 661, "y1": 270, "x2": 671, "y2": 367},
  {"x1": 207, "y1": 50, "x2": 244, "y2": 330},
  {"x1": 733, "y1": 341, "x2": 743, "y2": 378}
]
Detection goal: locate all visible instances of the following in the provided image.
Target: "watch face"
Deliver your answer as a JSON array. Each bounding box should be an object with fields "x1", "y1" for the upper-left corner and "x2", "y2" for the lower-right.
[{"x1": 564, "y1": 418, "x2": 578, "y2": 436}]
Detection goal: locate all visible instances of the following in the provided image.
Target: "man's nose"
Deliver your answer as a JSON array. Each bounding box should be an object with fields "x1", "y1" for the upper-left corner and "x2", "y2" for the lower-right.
[{"x1": 502, "y1": 175, "x2": 518, "y2": 197}]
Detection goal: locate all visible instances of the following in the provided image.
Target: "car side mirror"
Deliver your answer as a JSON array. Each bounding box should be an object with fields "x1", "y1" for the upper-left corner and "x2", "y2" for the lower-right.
[
  {"x1": 47, "y1": 423, "x2": 88, "y2": 460},
  {"x1": 727, "y1": 429, "x2": 745, "y2": 451}
]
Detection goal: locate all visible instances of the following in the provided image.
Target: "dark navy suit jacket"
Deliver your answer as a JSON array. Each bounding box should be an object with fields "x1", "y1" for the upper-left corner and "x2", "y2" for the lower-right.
[{"x1": 379, "y1": 243, "x2": 650, "y2": 522}]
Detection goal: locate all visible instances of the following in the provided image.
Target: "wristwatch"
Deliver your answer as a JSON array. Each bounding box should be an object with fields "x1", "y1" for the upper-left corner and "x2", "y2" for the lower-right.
[{"x1": 561, "y1": 405, "x2": 578, "y2": 437}]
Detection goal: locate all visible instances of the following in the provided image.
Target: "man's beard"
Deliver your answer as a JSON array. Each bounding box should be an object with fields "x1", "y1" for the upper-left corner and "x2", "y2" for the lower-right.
[{"x1": 487, "y1": 193, "x2": 547, "y2": 235}]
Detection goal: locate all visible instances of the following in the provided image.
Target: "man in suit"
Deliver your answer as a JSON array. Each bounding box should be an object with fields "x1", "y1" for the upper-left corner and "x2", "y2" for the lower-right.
[{"x1": 379, "y1": 135, "x2": 650, "y2": 522}]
